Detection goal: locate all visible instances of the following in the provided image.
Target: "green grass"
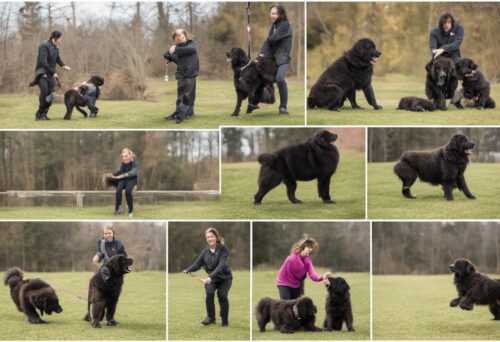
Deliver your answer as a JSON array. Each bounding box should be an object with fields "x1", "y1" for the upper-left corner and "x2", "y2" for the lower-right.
[
  {"x1": 221, "y1": 150, "x2": 365, "y2": 219},
  {"x1": 373, "y1": 274, "x2": 500, "y2": 340},
  {"x1": 0, "y1": 271, "x2": 165, "y2": 340},
  {"x1": 0, "y1": 79, "x2": 305, "y2": 128},
  {"x1": 368, "y1": 162, "x2": 500, "y2": 219},
  {"x1": 168, "y1": 271, "x2": 249, "y2": 340},
  {"x1": 307, "y1": 74, "x2": 500, "y2": 125},
  {"x1": 252, "y1": 270, "x2": 370, "y2": 340}
]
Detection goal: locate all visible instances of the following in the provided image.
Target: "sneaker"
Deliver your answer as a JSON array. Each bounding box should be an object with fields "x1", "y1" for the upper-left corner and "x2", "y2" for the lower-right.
[
  {"x1": 279, "y1": 106, "x2": 289, "y2": 114},
  {"x1": 128, "y1": 212, "x2": 133, "y2": 217},
  {"x1": 201, "y1": 316, "x2": 215, "y2": 325}
]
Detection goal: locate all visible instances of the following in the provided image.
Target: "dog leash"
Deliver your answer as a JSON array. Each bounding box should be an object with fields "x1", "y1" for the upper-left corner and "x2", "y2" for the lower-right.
[
  {"x1": 247, "y1": 2, "x2": 251, "y2": 59},
  {"x1": 185, "y1": 272, "x2": 204, "y2": 284},
  {"x1": 48, "y1": 277, "x2": 89, "y2": 302}
]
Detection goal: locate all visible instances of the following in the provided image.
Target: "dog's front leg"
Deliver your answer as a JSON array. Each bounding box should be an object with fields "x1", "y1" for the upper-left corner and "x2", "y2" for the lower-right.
[
  {"x1": 346, "y1": 89, "x2": 362, "y2": 109},
  {"x1": 345, "y1": 306, "x2": 355, "y2": 332},
  {"x1": 231, "y1": 90, "x2": 245, "y2": 116},
  {"x1": 450, "y1": 297, "x2": 461, "y2": 307},
  {"x1": 363, "y1": 85, "x2": 383, "y2": 109},
  {"x1": 457, "y1": 174, "x2": 475, "y2": 199}
]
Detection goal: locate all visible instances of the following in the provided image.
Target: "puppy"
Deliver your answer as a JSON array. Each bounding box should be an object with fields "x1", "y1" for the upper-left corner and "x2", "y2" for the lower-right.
[
  {"x1": 323, "y1": 276, "x2": 355, "y2": 332},
  {"x1": 397, "y1": 96, "x2": 436, "y2": 112}
]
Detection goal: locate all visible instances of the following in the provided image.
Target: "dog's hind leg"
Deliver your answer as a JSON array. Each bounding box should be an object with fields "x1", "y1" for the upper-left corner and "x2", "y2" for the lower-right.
[
  {"x1": 105, "y1": 296, "x2": 119, "y2": 326},
  {"x1": 394, "y1": 161, "x2": 417, "y2": 199},
  {"x1": 253, "y1": 166, "x2": 282, "y2": 205},
  {"x1": 76, "y1": 106, "x2": 88, "y2": 118},
  {"x1": 284, "y1": 178, "x2": 302, "y2": 204},
  {"x1": 64, "y1": 102, "x2": 74, "y2": 120},
  {"x1": 91, "y1": 301, "x2": 106, "y2": 328},
  {"x1": 489, "y1": 302, "x2": 500, "y2": 320}
]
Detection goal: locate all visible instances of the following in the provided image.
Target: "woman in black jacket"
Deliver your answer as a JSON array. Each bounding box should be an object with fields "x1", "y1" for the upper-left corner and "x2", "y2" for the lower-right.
[
  {"x1": 184, "y1": 228, "x2": 233, "y2": 326},
  {"x1": 111, "y1": 148, "x2": 139, "y2": 217}
]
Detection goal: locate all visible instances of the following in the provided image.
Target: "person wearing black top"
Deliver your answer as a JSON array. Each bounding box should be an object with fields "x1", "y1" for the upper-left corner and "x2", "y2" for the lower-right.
[
  {"x1": 429, "y1": 12, "x2": 464, "y2": 63},
  {"x1": 111, "y1": 148, "x2": 139, "y2": 217},
  {"x1": 164, "y1": 29, "x2": 199, "y2": 124},
  {"x1": 92, "y1": 224, "x2": 127, "y2": 282},
  {"x1": 259, "y1": 5, "x2": 292, "y2": 115},
  {"x1": 33, "y1": 30, "x2": 71, "y2": 120},
  {"x1": 184, "y1": 228, "x2": 233, "y2": 326}
]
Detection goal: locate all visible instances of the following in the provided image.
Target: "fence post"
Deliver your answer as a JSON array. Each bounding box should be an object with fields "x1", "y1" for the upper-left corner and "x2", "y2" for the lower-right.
[{"x1": 76, "y1": 192, "x2": 84, "y2": 208}]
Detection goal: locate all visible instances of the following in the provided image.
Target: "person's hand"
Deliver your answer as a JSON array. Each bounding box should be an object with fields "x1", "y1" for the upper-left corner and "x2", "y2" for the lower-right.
[
  {"x1": 165, "y1": 59, "x2": 170, "y2": 66},
  {"x1": 169, "y1": 45, "x2": 176, "y2": 54},
  {"x1": 259, "y1": 53, "x2": 264, "y2": 57},
  {"x1": 182, "y1": 269, "x2": 189, "y2": 274},
  {"x1": 92, "y1": 255, "x2": 99, "y2": 265},
  {"x1": 62, "y1": 66, "x2": 70, "y2": 71},
  {"x1": 53, "y1": 73, "x2": 59, "y2": 79},
  {"x1": 202, "y1": 277, "x2": 211, "y2": 284},
  {"x1": 323, "y1": 272, "x2": 332, "y2": 279},
  {"x1": 323, "y1": 277, "x2": 330, "y2": 286},
  {"x1": 432, "y1": 49, "x2": 444, "y2": 59}
]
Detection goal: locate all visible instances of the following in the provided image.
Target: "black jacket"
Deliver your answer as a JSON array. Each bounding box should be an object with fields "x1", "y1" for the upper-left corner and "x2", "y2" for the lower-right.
[
  {"x1": 164, "y1": 39, "x2": 199, "y2": 79},
  {"x1": 114, "y1": 159, "x2": 139, "y2": 181},
  {"x1": 260, "y1": 19, "x2": 292, "y2": 66},
  {"x1": 429, "y1": 22, "x2": 464, "y2": 63},
  {"x1": 186, "y1": 243, "x2": 232, "y2": 281},
  {"x1": 34, "y1": 39, "x2": 65, "y2": 77},
  {"x1": 95, "y1": 238, "x2": 127, "y2": 263}
]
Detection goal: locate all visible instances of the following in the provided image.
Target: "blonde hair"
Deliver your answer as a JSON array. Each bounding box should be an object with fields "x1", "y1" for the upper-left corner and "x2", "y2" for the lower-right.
[
  {"x1": 103, "y1": 224, "x2": 115, "y2": 234},
  {"x1": 291, "y1": 236, "x2": 318, "y2": 254},
  {"x1": 172, "y1": 29, "x2": 188, "y2": 41},
  {"x1": 205, "y1": 227, "x2": 224, "y2": 244},
  {"x1": 121, "y1": 148, "x2": 135, "y2": 160}
]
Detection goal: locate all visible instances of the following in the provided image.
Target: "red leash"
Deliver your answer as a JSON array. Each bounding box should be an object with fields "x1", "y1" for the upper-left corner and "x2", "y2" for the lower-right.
[{"x1": 49, "y1": 277, "x2": 90, "y2": 302}]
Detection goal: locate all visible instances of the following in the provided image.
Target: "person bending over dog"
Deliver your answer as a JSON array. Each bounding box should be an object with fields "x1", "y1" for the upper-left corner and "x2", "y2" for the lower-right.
[
  {"x1": 109, "y1": 148, "x2": 139, "y2": 217},
  {"x1": 259, "y1": 5, "x2": 292, "y2": 115},
  {"x1": 429, "y1": 12, "x2": 464, "y2": 63},
  {"x1": 184, "y1": 228, "x2": 233, "y2": 326},
  {"x1": 92, "y1": 224, "x2": 128, "y2": 282},
  {"x1": 277, "y1": 237, "x2": 331, "y2": 300},
  {"x1": 83, "y1": 76, "x2": 104, "y2": 118},
  {"x1": 30, "y1": 30, "x2": 71, "y2": 120},
  {"x1": 164, "y1": 29, "x2": 199, "y2": 124}
]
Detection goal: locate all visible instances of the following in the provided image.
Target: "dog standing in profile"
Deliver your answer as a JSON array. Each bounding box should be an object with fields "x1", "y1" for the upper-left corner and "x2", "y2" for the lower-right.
[{"x1": 64, "y1": 75, "x2": 104, "y2": 120}]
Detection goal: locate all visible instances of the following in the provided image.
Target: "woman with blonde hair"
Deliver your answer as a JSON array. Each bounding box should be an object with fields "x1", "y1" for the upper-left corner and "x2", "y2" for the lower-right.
[
  {"x1": 111, "y1": 148, "x2": 139, "y2": 217},
  {"x1": 183, "y1": 228, "x2": 232, "y2": 326},
  {"x1": 92, "y1": 224, "x2": 127, "y2": 284},
  {"x1": 276, "y1": 236, "x2": 331, "y2": 299}
]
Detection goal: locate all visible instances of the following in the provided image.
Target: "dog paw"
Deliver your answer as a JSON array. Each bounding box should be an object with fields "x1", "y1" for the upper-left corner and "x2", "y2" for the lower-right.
[
  {"x1": 450, "y1": 298, "x2": 460, "y2": 307},
  {"x1": 459, "y1": 302, "x2": 473, "y2": 311},
  {"x1": 467, "y1": 195, "x2": 476, "y2": 199},
  {"x1": 230, "y1": 112, "x2": 239, "y2": 117},
  {"x1": 348, "y1": 328, "x2": 356, "y2": 332},
  {"x1": 323, "y1": 199, "x2": 336, "y2": 204},
  {"x1": 373, "y1": 105, "x2": 383, "y2": 110}
]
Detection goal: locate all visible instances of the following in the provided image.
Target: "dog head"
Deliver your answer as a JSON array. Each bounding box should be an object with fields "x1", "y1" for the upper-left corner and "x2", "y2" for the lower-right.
[
  {"x1": 447, "y1": 133, "x2": 475, "y2": 157},
  {"x1": 455, "y1": 58, "x2": 478, "y2": 81},
  {"x1": 32, "y1": 289, "x2": 63, "y2": 316},
  {"x1": 105, "y1": 254, "x2": 134, "y2": 276},
  {"x1": 314, "y1": 130, "x2": 338, "y2": 149},
  {"x1": 426, "y1": 56, "x2": 456, "y2": 86},
  {"x1": 225, "y1": 48, "x2": 249, "y2": 67},
  {"x1": 88, "y1": 75, "x2": 104, "y2": 86},
  {"x1": 450, "y1": 258, "x2": 476, "y2": 278},
  {"x1": 296, "y1": 297, "x2": 317, "y2": 318},
  {"x1": 347, "y1": 38, "x2": 381, "y2": 68},
  {"x1": 326, "y1": 276, "x2": 350, "y2": 296}
]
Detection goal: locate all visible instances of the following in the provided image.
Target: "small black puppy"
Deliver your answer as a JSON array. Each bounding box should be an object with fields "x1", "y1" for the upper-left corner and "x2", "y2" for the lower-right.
[
  {"x1": 453, "y1": 58, "x2": 495, "y2": 110},
  {"x1": 64, "y1": 76, "x2": 104, "y2": 120},
  {"x1": 324, "y1": 276, "x2": 355, "y2": 332},
  {"x1": 397, "y1": 96, "x2": 436, "y2": 112}
]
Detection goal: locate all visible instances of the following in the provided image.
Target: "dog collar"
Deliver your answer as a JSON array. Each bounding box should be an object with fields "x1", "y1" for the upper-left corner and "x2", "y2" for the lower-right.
[
  {"x1": 292, "y1": 304, "x2": 301, "y2": 320},
  {"x1": 240, "y1": 60, "x2": 252, "y2": 72}
]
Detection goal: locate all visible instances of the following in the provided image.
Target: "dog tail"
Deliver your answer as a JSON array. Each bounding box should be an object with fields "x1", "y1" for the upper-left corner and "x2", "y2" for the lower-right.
[
  {"x1": 4, "y1": 267, "x2": 24, "y2": 287},
  {"x1": 307, "y1": 96, "x2": 317, "y2": 109},
  {"x1": 257, "y1": 153, "x2": 276, "y2": 167}
]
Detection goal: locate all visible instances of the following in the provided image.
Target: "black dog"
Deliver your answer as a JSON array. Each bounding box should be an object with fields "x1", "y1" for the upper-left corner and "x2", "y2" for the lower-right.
[
  {"x1": 425, "y1": 56, "x2": 458, "y2": 110},
  {"x1": 64, "y1": 76, "x2": 104, "y2": 120},
  {"x1": 226, "y1": 48, "x2": 277, "y2": 116},
  {"x1": 4, "y1": 267, "x2": 63, "y2": 324},
  {"x1": 449, "y1": 258, "x2": 500, "y2": 319},
  {"x1": 84, "y1": 255, "x2": 133, "y2": 328},
  {"x1": 394, "y1": 133, "x2": 475, "y2": 201},
  {"x1": 453, "y1": 58, "x2": 495, "y2": 110},
  {"x1": 255, "y1": 296, "x2": 322, "y2": 333},
  {"x1": 308, "y1": 38, "x2": 382, "y2": 111},
  {"x1": 397, "y1": 96, "x2": 436, "y2": 112},
  {"x1": 254, "y1": 130, "x2": 339, "y2": 205},
  {"x1": 324, "y1": 276, "x2": 355, "y2": 332}
]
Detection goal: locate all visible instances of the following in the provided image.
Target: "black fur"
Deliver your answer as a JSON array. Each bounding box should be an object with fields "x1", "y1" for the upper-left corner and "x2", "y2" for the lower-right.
[
  {"x1": 64, "y1": 76, "x2": 104, "y2": 120},
  {"x1": 453, "y1": 58, "x2": 495, "y2": 110},
  {"x1": 323, "y1": 277, "x2": 355, "y2": 332},
  {"x1": 254, "y1": 130, "x2": 339, "y2": 205},
  {"x1": 425, "y1": 56, "x2": 458, "y2": 110},
  {"x1": 397, "y1": 96, "x2": 436, "y2": 112},
  {"x1": 308, "y1": 38, "x2": 382, "y2": 111},
  {"x1": 394, "y1": 134, "x2": 476, "y2": 201}
]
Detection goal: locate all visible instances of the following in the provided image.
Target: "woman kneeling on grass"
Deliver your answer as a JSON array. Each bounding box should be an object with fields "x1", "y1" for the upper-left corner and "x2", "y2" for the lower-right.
[
  {"x1": 111, "y1": 148, "x2": 139, "y2": 217},
  {"x1": 277, "y1": 236, "x2": 331, "y2": 299},
  {"x1": 184, "y1": 228, "x2": 233, "y2": 326}
]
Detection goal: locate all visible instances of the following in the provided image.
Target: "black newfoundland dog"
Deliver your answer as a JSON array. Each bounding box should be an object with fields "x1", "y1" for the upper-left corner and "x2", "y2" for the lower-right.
[
  {"x1": 323, "y1": 276, "x2": 355, "y2": 332},
  {"x1": 255, "y1": 296, "x2": 322, "y2": 333},
  {"x1": 308, "y1": 38, "x2": 382, "y2": 111},
  {"x1": 425, "y1": 56, "x2": 458, "y2": 110},
  {"x1": 84, "y1": 255, "x2": 133, "y2": 328},
  {"x1": 449, "y1": 258, "x2": 500, "y2": 320},
  {"x1": 64, "y1": 75, "x2": 104, "y2": 120},
  {"x1": 397, "y1": 96, "x2": 436, "y2": 112},
  {"x1": 254, "y1": 130, "x2": 339, "y2": 205},
  {"x1": 226, "y1": 47, "x2": 277, "y2": 116},
  {"x1": 393, "y1": 133, "x2": 476, "y2": 201},
  {"x1": 453, "y1": 58, "x2": 496, "y2": 110},
  {"x1": 4, "y1": 267, "x2": 63, "y2": 324}
]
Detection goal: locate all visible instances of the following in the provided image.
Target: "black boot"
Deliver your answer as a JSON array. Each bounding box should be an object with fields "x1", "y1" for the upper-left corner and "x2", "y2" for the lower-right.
[
  {"x1": 41, "y1": 107, "x2": 51, "y2": 120},
  {"x1": 35, "y1": 106, "x2": 44, "y2": 121}
]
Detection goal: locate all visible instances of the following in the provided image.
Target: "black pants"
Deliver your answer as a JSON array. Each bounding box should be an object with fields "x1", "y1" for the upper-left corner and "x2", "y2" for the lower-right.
[
  {"x1": 278, "y1": 285, "x2": 301, "y2": 300},
  {"x1": 38, "y1": 76, "x2": 56, "y2": 111},
  {"x1": 276, "y1": 63, "x2": 289, "y2": 108},
  {"x1": 115, "y1": 178, "x2": 137, "y2": 213},
  {"x1": 175, "y1": 77, "x2": 196, "y2": 119},
  {"x1": 205, "y1": 278, "x2": 232, "y2": 323},
  {"x1": 87, "y1": 95, "x2": 98, "y2": 114}
]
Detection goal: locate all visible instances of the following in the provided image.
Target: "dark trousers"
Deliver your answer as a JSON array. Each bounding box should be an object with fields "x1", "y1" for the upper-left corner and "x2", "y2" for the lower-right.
[
  {"x1": 87, "y1": 95, "x2": 98, "y2": 114},
  {"x1": 38, "y1": 76, "x2": 56, "y2": 110},
  {"x1": 276, "y1": 63, "x2": 289, "y2": 108},
  {"x1": 278, "y1": 285, "x2": 301, "y2": 300},
  {"x1": 115, "y1": 178, "x2": 137, "y2": 213},
  {"x1": 205, "y1": 278, "x2": 232, "y2": 323},
  {"x1": 175, "y1": 77, "x2": 196, "y2": 119}
]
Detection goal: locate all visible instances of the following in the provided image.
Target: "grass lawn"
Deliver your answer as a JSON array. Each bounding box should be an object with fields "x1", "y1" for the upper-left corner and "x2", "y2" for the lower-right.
[
  {"x1": 168, "y1": 271, "x2": 250, "y2": 340},
  {"x1": 0, "y1": 79, "x2": 305, "y2": 129},
  {"x1": 252, "y1": 269, "x2": 370, "y2": 340},
  {"x1": 368, "y1": 162, "x2": 500, "y2": 219},
  {"x1": 0, "y1": 271, "x2": 165, "y2": 340},
  {"x1": 307, "y1": 74, "x2": 500, "y2": 126},
  {"x1": 373, "y1": 274, "x2": 500, "y2": 340}
]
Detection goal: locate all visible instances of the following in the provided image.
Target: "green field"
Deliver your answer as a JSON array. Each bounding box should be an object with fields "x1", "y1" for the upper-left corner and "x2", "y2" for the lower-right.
[
  {"x1": 0, "y1": 79, "x2": 305, "y2": 129},
  {"x1": 373, "y1": 274, "x2": 500, "y2": 340},
  {"x1": 252, "y1": 270, "x2": 370, "y2": 340},
  {"x1": 168, "y1": 271, "x2": 250, "y2": 340},
  {"x1": 0, "y1": 271, "x2": 165, "y2": 340},
  {"x1": 368, "y1": 162, "x2": 500, "y2": 219},
  {"x1": 307, "y1": 75, "x2": 500, "y2": 125}
]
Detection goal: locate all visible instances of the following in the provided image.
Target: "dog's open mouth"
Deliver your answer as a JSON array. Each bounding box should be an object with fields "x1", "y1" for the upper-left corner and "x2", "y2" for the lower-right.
[
  {"x1": 370, "y1": 57, "x2": 377, "y2": 65},
  {"x1": 465, "y1": 149, "x2": 473, "y2": 155},
  {"x1": 125, "y1": 266, "x2": 132, "y2": 273},
  {"x1": 226, "y1": 58, "x2": 232, "y2": 63}
]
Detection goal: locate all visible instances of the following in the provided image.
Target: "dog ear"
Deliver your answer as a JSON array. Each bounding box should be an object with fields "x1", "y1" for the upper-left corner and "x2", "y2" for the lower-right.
[
  {"x1": 471, "y1": 62, "x2": 478, "y2": 70},
  {"x1": 425, "y1": 59, "x2": 433, "y2": 73},
  {"x1": 447, "y1": 58, "x2": 457, "y2": 79},
  {"x1": 465, "y1": 261, "x2": 476, "y2": 275},
  {"x1": 296, "y1": 299, "x2": 307, "y2": 317}
]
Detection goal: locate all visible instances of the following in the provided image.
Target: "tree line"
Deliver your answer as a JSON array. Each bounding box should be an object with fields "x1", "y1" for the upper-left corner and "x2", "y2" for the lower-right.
[
  {"x1": 0, "y1": 222, "x2": 166, "y2": 272},
  {"x1": 373, "y1": 222, "x2": 500, "y2": 274}
]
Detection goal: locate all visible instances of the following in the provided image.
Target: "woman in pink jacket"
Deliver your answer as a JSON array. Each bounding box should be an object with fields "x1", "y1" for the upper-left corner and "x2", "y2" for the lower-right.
[{"x1": 277, "y1": 237, "x2": 331, "y2": 299}]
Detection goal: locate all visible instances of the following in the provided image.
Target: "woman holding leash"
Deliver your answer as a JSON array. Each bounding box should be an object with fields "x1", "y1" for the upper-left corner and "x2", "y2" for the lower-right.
[
  {"x1": 111, "y1": 148, "x2": 139, "y2": 217},
  {"x1": 92, "y1": 224, "x2": 128, "y2": 282},
  {"x1": 183, "y1": 228, "x2": 233, "y2": 326},
  {"x1": 277, "y1": 236, "x2": 331, "y2": 300}
]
